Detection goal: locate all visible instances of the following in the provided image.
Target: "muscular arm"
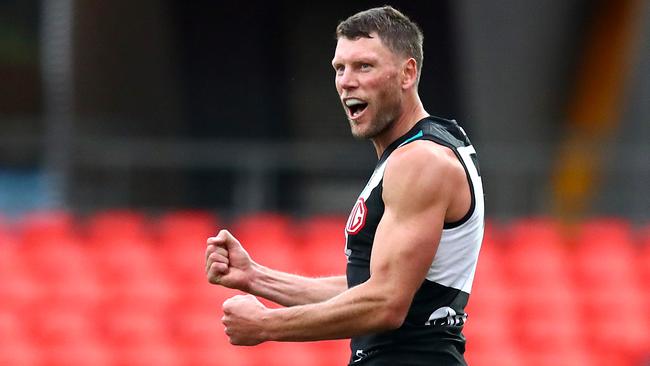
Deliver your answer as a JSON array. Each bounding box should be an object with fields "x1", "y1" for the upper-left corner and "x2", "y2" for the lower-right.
[
  {"x1": 248, "y1": 266, "x2": 347, "y2": 306},
  {"x1": 206, "y1": 232, "x2": 347, "y2": 307},
  {"x1": 224, "y1": 143, "x2": 465, "y2": 344}
]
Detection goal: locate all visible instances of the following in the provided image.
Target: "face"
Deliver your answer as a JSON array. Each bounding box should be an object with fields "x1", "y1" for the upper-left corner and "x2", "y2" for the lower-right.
[{"x1": 332, "y1": 35, "x2": 404, "y2": 140}]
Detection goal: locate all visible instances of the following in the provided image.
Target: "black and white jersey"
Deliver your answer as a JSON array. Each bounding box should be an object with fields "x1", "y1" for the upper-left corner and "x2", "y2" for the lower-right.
[{"x1": 344, "y1": 116, "x2": 484, "y2": 365}]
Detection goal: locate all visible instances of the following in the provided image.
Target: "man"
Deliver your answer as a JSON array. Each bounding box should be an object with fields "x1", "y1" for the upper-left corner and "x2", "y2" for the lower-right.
[{"x1": 205, "y1": 6, "x2": 484, "y2": 365}]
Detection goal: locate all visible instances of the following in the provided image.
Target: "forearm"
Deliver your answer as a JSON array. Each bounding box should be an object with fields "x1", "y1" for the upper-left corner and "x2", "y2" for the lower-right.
[
  {"x1": 262, "y1": 279, "x2": 405, "y2": 342},
  {"x1": 249, "y1": 263, "x2": 347, "y2": 306}
]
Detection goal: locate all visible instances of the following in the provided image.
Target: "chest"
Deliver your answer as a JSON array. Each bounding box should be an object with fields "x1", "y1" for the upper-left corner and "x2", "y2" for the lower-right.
[{"x1": 344, "y1": 161, "x2": 388, "y2": 262}]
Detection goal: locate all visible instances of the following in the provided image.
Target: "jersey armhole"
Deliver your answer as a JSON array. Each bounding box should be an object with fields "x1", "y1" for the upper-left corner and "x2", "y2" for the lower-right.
[{"x1": 414, "y1": 136, "x2": 476, "y2": 229}]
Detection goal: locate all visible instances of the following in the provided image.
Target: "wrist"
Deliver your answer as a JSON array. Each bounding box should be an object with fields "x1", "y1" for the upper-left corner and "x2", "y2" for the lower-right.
[
  {"x1": 245, "y1": 261, "x2": 265, "y2": 295},
  {"x1": 259, "y1": 307, "x2": 277, "y2": 342}
]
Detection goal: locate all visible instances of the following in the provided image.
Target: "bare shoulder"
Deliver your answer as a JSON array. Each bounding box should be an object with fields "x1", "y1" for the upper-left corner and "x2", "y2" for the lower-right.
[{"x1": 382, "y1": 140, "x2": 465, "y2": 205}]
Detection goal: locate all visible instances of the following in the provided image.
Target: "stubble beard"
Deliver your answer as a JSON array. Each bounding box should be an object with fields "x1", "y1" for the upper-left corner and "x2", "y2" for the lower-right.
[{"x1": 349, "y1": 94, "x2": 402, "y2": 141}]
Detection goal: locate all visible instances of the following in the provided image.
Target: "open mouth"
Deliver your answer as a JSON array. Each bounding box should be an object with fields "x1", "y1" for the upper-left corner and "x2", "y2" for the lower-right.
[{"x1": 345, "y1": 98, "x2": 368, "y2": 119}]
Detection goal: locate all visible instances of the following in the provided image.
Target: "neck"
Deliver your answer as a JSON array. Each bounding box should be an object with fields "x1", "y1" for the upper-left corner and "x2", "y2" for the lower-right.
[{"x1": 371, "y1": 95, "x2": 428, "y2": 158}]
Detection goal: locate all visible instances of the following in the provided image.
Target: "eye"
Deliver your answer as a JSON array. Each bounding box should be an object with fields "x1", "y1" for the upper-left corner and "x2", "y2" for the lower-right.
[
  {"x1": 334, "y1": 64, "x2": 344, "y2": 75},
  {"x1": 360, "y1": 63, "x2": 372, "y2": 71}
]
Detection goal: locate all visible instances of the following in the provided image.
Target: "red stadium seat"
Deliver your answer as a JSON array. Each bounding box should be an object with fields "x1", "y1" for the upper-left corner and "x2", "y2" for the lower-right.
[
  {"x1": 85, "y1": 209, "x2": 151, "y2": 246},
  {"x1": 572, "y1": 218, "x2": 639, "y2": 288},
  {"x1": 228, "y1": 212, "x2": 301, "y2": 273},
  {"x1": 111, "y1": 341, "x2": 183, "y2": 366},
  {"x1": 472, "y1": 221, "x2": 506, "y2": 288},
  {"x1": 167, "y1": 282, "x2": 233, "y2": 336},
  {"x1": 19, "y1": 241, "x2": 94, "y2": 290},
  {"x1": 157, "y1": 209, "x2": 219, "y2": 246},
  {"x1": 0, "y1": 214, "x2": 17, "y2": 246},
  {"x1": 38, "y1": 272, "x2": 105, "y2": 314},
  {"x1": 502, "y1": 217, "x2": 569, "y2": 287},
  {"x1": 0, "y1": 261, "x2": 43, "y2": 314},
  {"x1": 168, "y1": 284, "x2": 255, "y2": 366},
  {"x1": 230, "y1": 212, "x2": 293, "y2": 246},
  {"x1": 251, "y1": 341, "x2": 320, "y2": 366},
  {"x1": 0, "y1": 338, "x2": 41, "y2": 366},
  {"x1": 638, "y1": 224, "x2": 650, "y2": 288},
  {"x1": 578, "y1": 285, "x2": 649, "y2": 359},
  {"x1": 515, "y1": 305, "x2": 584, "y2": 354},
  {"x1": 517, "y1": 348, "x2": 595, "y2": 366},
  {"x1": 98, "y1": 305, "x2": 170, "y2": 349},
  {"x1": 465, "y1": 346, "x2": 524, "y2": 366},
  {"x1": 467, "y1": 222, "x2": 513, "y2": 349},
  {"x1": 26, "y1": 304, "x2": 100, "y2": 351},
  {"x1": 465, "y1": 281, "x2": 515, "y2": 354},
  {"x1": 307, "y1": 340, "x2": 351, "y2": 366},
  {"x1": 159, "y1": 234, "x2": 210, "y2": 287},
  {"x1": 176, "y1": 343, "x2": 253, "y2": 366},
  {"x1": 37, "y1": 339, "x2": 112, "y2": 366},
  {"x1": 18, "y1": 210, "x2": 77, "y2": 247},
  {"x1": 0, "y1": 310, "x2": 29, "y2": 346},
  {"x1": 89, "y1": 240, "x2": 161, "y2": 283},
  {"x1": 297, "y1": 215, "x2": 347, "y2": 276}
]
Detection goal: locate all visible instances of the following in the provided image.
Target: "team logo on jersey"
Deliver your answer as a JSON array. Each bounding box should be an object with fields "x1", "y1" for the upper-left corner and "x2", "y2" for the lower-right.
[{"x1": 346, "y1": 197, "x2": 367, "y2": 235}]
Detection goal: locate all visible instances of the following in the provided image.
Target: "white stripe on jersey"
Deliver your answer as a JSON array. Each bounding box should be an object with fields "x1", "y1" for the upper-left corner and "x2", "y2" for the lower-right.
[{"x1": 425, "y1": 145, "x2": 484, "y2": 293}]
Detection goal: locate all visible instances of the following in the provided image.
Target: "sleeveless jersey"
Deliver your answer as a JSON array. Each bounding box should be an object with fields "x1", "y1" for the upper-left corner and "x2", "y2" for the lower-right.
[{"x1": 344, "y1": 116, "x2": 484, "y2": 365}]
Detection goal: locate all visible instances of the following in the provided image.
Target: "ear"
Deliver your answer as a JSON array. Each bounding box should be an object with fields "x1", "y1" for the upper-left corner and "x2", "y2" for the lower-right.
[{"x1": 401, "y1": 58, "x2": 418, "y2": 89}]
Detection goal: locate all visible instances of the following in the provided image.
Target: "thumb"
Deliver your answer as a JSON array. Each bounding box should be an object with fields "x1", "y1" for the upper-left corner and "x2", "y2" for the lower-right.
[
  {"x1": 208, "y1": 229, "x2": 239, "y2": 248},
  {"x1": 217, "y1": 229, "x2": 241, "y2": 249}
]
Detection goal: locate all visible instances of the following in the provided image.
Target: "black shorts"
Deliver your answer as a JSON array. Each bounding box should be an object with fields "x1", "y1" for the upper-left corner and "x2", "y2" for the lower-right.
[{"x1": 348, "y1": 343, "x2": 467, "y2": 366}]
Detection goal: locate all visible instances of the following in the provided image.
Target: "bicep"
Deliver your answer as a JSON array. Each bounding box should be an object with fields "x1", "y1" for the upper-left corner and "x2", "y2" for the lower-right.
[
  {"x1": 368, "y1": 194, "x2": 446, "y2": 306},
  {"x1": 367, "y1": 144, "x2": 454, "y2": 306}
]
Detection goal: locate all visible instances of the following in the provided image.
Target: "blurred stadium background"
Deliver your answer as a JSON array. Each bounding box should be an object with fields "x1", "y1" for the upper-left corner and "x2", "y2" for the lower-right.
[{"x1": 0, "y1": 0, "x2": 649, "y2": 365}]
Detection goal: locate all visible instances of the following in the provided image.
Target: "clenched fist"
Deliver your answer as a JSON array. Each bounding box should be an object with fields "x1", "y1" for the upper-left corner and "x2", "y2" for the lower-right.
[
  {"x1": 222, "y1": 294, "x2": 270, "y2": 346},
  {"x1": 205, "y1": 229, "x2": 255, "y2": 291}
]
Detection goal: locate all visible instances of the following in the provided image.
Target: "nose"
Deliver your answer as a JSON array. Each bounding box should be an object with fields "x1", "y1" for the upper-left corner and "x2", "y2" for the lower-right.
[{"x1": 337, "y1": 68, "x2": 358, "y2": 91}]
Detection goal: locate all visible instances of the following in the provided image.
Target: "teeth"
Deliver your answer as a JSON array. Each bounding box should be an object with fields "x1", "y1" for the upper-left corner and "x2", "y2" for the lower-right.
[{"x1": 345, "y1": 98, "x2": 366, "y2": 107}]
